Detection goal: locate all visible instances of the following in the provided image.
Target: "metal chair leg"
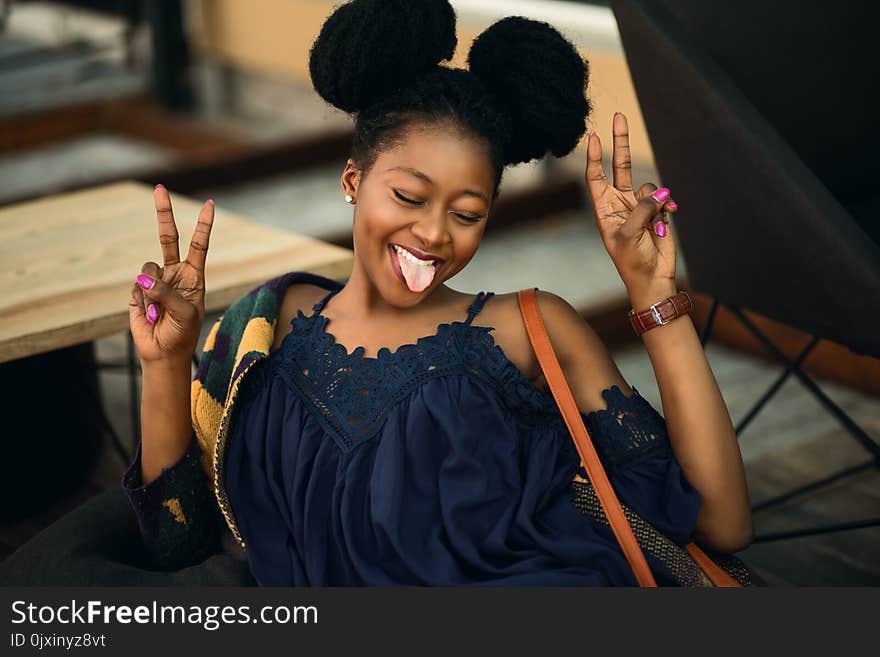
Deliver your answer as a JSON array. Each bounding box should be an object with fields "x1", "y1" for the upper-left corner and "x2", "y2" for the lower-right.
[
  {"x1": 728, "y1": 305, "x2": 880, "y2": 459},
  {"x1": 697, "y1": 298, "x2": 880, "y2": 540}
]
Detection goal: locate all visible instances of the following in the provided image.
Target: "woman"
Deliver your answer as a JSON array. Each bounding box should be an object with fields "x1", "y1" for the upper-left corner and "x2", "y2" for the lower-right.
[{"x1": 124, "y1": 0, "x2": 754, "y2": 586}]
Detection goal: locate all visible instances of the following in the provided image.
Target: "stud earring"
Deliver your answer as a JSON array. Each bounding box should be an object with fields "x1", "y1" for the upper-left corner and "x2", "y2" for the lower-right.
[{"x1": 344, "y1": 194, "x2": 354, "y2": 204}]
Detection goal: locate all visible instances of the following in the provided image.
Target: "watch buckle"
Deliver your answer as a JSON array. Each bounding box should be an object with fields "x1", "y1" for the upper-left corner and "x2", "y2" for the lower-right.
[{"x1": 650, "y1": 303, "x2": 670, "y2": 326}]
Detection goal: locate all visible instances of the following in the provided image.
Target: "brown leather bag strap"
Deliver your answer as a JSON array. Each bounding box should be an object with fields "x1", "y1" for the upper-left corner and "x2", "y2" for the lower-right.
[
  {"x1": 517, "y1": 287, "x2": 657, "y2": 587},
  {"x1": 517, "y1": 287, "x2": 742, "y2": 588}
]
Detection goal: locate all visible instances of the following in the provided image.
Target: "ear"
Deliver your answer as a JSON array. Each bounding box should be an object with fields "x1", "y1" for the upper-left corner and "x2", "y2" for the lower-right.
[{"x1": 341, "y1": 159, "x2": 361, "y2": 197}]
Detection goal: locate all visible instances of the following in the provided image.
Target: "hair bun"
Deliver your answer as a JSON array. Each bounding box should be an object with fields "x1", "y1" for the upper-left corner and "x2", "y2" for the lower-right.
[
  {"x1": 309, "y1": 0, "x2": 457, "y2": 114},
  {"x1": 468, "y1": 16, "x2": 590, "y2": 166}
]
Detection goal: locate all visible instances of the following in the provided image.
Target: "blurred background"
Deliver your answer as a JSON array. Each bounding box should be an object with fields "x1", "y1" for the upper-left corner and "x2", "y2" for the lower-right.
[{"x1": 0, "y1": 0, "x2": 877, "y2": 585}]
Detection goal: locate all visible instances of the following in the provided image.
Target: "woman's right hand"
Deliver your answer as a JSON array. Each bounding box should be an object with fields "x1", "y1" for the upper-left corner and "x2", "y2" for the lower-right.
[{"x1": 129, "y1": 185, "x2": 215, "y2": 365}]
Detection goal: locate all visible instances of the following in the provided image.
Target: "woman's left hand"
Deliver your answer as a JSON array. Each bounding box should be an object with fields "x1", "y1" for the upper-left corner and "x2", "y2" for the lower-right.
[{"x1": 584, "y1": 112, "x2": 678, "y2": 298}]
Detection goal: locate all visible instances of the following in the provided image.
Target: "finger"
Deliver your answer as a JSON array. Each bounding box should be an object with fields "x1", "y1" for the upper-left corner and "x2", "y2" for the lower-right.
[
  {"x1": 636, "y1": 183, "x2": 677, "y2": 224},
  {"x1": 154, "y1": 184, "x2": 181, "y2": 268},
  {"x1": 653, "y1": 207, "x2": 679, "y2": 240},
  {"x1": 139, "y1": 260, "x2": 160, "y2": 309},
  {"x1": 584, "y1": 131, "x2": 609, "y2": 203},
  {"x1": 129, "y1": 281, "x2": 148, "y2": 329},
  {"x1": 135, "y1": 269, "x2": 196, "y2": 326},
  {"x1": 611, "y1": 112, "x2": 633, "y2": 193},
  {"x1": 186, "y1": 199, "x2": 215, "y2": 272},
  {"x1": 620, "y1": 187, "x2": 670, "y2": 241},
  {"x1": 635, "y1": 182, "x2": 657, "y2": 202}
]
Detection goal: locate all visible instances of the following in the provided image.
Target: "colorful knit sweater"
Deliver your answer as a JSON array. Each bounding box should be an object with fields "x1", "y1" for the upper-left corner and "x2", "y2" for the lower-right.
[{"x1": 121, "y1": 270, "x2": 343, "y2": 570}]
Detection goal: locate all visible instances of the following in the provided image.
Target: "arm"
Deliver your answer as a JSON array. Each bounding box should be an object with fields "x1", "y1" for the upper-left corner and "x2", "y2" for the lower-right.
[
  {"x1": 141, "y1": 358, "x2": 194, "y2": 484},
  {"x1": 123, "y1": 184, "x2": 224, "y2": 569},
  {"x1": 568, "y1": 112, "x2": 754, "y2": 554},
  {"x1": 120, "y1": 354, "x2": 224, "y2": 570},
  {"x1": 537, "y1": 289, "x2": 753, "y2": 554},
  {"x1": 629, "y1": 282, "x2": 753, "y2": 553}
]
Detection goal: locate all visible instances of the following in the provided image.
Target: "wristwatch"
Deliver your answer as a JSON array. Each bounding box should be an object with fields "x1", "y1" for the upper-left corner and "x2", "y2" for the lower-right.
[{"x1": 627, "y1": 290, "x2": 693, "y2": 336}]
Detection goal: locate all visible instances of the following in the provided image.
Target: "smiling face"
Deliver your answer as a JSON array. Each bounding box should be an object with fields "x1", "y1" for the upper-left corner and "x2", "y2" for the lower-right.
[{"x1": 341, "y1": 122, "x2": 496, "y2": 309}]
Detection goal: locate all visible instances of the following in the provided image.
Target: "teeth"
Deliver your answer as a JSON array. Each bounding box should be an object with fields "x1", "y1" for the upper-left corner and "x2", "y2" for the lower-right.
[{"x1": 393, "y1": 244, "x2": 435, "y2": 266}]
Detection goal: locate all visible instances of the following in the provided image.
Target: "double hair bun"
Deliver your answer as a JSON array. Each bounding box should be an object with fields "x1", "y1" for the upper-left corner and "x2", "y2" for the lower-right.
[{"x1": 309, "y1": 0, "x2": 590, "y2": 166}]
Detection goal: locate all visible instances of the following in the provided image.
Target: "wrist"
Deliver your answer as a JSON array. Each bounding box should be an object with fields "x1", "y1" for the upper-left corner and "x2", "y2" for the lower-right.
[
  {"x1": 141, "y1": 356, "x2": 193, "y2": 377},
  {"x1": 626, "y1": 279, "x2": 678, "y2": 310}
]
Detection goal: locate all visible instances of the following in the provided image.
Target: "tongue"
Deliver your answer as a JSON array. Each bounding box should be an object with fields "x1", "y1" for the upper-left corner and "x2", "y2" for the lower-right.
[{"x1": 398, "y1": 250, "x2": 436, "y2": 292}]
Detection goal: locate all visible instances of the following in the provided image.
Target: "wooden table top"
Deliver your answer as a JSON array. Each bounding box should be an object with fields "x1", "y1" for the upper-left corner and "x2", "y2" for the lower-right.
[{"x1": 0, "y1": 181, "x2": 354, "y2": 363}]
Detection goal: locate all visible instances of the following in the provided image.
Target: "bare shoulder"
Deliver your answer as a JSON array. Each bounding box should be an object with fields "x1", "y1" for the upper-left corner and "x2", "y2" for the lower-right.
[
  {"x1": 271, "y1": 283, "x2": 334, "y2": 353},
  {"x1": 478, "y1": 289, "x2": 632, "y2": 408}
]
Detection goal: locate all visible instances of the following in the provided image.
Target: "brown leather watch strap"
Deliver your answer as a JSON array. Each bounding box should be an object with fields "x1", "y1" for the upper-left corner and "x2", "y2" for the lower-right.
[{"x1": 628, "y1": 290, "x2": 693, "y2": 336}]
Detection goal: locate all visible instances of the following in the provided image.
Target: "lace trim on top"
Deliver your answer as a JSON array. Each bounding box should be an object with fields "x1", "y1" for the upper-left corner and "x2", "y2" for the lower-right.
[
  {"x1": 247, "y1": 289, "x2": 671, "y2": 467},
  {"x1": 580, "y1": 385, "x2": 672, "y2": 473}
]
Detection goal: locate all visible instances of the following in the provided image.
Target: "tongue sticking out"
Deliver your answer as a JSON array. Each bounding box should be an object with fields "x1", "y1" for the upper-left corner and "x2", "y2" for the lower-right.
[{"x1": 397, "y1": 249, "x2": 436, "y2": 293}]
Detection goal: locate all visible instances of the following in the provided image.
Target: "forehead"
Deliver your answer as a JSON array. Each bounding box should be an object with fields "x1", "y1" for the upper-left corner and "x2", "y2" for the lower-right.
[{"x1": 375, "y1": 125, "x2": 495, "y2": 195}]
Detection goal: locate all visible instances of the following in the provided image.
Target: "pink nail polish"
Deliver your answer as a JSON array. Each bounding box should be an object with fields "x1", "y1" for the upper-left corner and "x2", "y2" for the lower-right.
[
  {"x1": 136, "y1": 274, "x2": 155, "y2": 290},
  {"x1": 146, "y1": 304, "x2": 158, "y2": 324},
  {"x1": 655, "y1": 222, "x2": 667, "y2": 238},
  {"x1": 155, "y1": 184, "x2": 164, "y2": 190},
  {"x1": 651, "y1": 188, "x2": 670, "y2": 203},
  {"x1": 666, "y1": 200, "x2": 678, "y2": 211},
  {"x1": 207, "y1": 198, "x2": 214, "y2": 205}
]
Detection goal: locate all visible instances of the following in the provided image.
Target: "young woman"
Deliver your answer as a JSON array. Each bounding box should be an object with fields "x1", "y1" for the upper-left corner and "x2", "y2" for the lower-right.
[{"x1": 125, "y1": 0, "x2": 754, "y2": 586}]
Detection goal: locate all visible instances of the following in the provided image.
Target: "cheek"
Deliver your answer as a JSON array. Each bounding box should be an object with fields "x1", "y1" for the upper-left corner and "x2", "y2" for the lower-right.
[
  {"x1": 445, "y1": 228, "x2": 483, "y2": 273},
  {"x1": 355, "y1": 201, "x2": 403, "y2": 243}
]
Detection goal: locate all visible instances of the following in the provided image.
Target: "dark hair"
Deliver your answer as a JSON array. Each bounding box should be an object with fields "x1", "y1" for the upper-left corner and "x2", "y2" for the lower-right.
[{"x1": 308, "y1": 0, "x2": 591, "y2": 200}]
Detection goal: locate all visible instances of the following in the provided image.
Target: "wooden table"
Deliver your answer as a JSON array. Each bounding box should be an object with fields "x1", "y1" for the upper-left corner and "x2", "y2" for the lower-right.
[
  {"x1": 0, "y1": 181, "x2": 354, "y2": 363},
  {"x1": 0, "y1": 181, "x2": 354, "y2": 491}
]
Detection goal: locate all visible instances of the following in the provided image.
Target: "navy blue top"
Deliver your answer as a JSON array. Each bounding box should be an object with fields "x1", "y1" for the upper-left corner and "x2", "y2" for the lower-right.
[{"x1": 224, "y1": 287, "x2": 701, "y2": 586}]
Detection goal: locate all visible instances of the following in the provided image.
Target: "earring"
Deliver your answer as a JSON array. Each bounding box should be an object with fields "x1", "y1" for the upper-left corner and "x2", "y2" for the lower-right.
[{"x1": 344, "y1": 194, "x2": 354, "y2": 204}]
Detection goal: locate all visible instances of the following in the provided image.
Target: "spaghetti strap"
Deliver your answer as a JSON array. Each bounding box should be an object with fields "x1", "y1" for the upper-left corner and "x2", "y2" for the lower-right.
[
  {"x1": 464, "y1": 291, "x2": 495, "y2": 326},
  {"x1": 312, "y1": 288, "x2": 341, "y2": 317}
]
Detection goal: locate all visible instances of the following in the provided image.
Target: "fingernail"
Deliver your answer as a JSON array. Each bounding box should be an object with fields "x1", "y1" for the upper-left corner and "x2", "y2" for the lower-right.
[
  {"x1": 207, "y1": 198, "x2": 214, "y2": 205},
  {"x1": 655, "y1": 222, "x2": 667, "y2": 237},
  {"x1": 652, "y1": 187, "x2": 670, "y2": 203},
  {"x1": 666, "y1": 200, "x2": 678, "y2": 211},
  {"x1": 136, "y1": 274, "x2": 155, "y2": 290},
  {"x1": 146, "y1": 304, "x2": 158, "y2": 324},
  {"x1": 155, "y1": 184, "x2": 164, "y2": 190}
]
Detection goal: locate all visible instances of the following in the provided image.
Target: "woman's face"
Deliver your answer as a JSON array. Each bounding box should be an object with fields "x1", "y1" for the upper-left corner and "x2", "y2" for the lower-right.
[{"x1": 341, "y1": 124, "x2": 495, "y2": 307}]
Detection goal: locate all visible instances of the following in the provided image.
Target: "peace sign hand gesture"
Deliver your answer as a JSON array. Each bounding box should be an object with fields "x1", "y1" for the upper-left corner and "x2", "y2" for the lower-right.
[
  {"x1": 585, "y1": 113, "x2": 678, "y2": 301},
  {"x1": 128, "y1": 185, "x2": 215, "y2": 365}
]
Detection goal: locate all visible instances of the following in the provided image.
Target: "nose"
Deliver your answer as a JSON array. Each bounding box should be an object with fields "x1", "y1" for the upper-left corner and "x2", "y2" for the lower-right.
[{"x1": 409, "y1": 207, "x2": 450, "y2": 251}]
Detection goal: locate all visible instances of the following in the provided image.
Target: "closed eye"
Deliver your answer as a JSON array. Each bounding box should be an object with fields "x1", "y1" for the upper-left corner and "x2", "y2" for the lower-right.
[
  {"x1": 391, "y1": 187, "x2": 483, "y2": 224},
  {"x1": 450, "y1": 210, "x2": 483, "y2": 224},
  {"x1": 391, "y1": 187, "x2": 425, "y2": 205}
]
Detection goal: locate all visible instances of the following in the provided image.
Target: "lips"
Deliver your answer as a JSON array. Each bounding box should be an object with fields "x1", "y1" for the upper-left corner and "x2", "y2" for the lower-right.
[
  {"x1": 389, "y1": 244, "x2": 406, "y2": 285},
  {"x1": 388, "y1": 243, "x2": 445, "y2": 289},
  {"x1": 392, "y1": 243, "x2": 445, "y2": 266}
]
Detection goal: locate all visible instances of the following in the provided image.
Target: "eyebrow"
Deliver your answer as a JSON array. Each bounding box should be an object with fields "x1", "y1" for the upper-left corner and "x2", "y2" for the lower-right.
[{"x1": 386, "y1": 166, "x2": 489, "y2": 203}]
